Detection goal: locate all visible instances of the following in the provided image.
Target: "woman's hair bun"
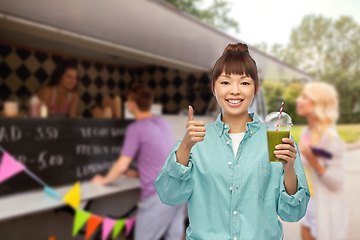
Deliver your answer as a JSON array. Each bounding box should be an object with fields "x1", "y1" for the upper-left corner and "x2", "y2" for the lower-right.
[{"x1": 223, "y1": 43, "x2": 249, "y2": 54}]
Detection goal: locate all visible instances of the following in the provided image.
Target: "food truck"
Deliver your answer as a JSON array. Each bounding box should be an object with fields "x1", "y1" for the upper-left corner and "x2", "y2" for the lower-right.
[{"x1": 0, "y1": 0, "x2": 314, "y2": 239}]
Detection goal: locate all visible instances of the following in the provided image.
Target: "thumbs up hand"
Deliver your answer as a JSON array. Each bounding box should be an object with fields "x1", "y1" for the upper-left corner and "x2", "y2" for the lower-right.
[
  {"x1": 183, "y1": 106, "x2": 206, "y2": 148},
  {"x1": 175, "y1": 106, "x2": 206, "y2": 166}
]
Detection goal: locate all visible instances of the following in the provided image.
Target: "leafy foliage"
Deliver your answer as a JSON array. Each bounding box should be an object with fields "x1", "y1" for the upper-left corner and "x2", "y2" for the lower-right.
[
  {"x1": 262, "y1": 80, "x2": 306, "y2": 124},
  {"x1": 162, "y1": 0, "x2": 239, "y2": 32},
  {"x1": 259, "y1": 15, "x2": 360, "y2": 123}
]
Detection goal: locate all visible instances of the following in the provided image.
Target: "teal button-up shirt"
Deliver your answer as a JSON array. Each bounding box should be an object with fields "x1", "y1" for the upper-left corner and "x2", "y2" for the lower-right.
[{"x1": 154, "y1": 113, "x2": 310, "y2": 240}]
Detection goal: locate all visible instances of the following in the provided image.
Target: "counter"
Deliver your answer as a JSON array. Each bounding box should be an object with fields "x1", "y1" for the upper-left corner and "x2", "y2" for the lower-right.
[
  {"x1": 0, "y1": 118, "x2": 139, "y2": 239},
  {"x1": 0, "y1": 176, "x2": 139, "y2": 222},
  {"x1": 0, "y1": 176, "x2": 140, "y2": 239}
]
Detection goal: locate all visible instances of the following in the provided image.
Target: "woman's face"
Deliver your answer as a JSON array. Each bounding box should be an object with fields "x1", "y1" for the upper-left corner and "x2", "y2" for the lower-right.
[
  {"x1": 60, "y1": 68, "x2": 78, "y2": 90},
  {"x1": 213, "y1": 72, "x2": 256, "y2": 117},
  {"x1": 296, "y1": 91, "x2": 314, "y2": 117}
]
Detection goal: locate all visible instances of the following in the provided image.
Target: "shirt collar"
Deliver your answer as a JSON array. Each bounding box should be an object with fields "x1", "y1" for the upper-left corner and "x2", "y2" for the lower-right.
[{"x1": 214, "y1": 112, "x2": 262, "y2": 138}]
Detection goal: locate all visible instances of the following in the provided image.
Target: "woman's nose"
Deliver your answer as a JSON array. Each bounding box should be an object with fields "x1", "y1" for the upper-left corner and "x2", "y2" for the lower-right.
[{"x1": 230, "y1": 85, "x2": 240, "y2": 95}]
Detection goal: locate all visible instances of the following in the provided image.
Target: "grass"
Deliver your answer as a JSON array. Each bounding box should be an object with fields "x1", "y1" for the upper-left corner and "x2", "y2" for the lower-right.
[
  {"x1": 337, "y1": 124, "x2": 360, "y2": 143},
  {"x1": 291, "y1": 124, "x2": 360, "y2": 144}
]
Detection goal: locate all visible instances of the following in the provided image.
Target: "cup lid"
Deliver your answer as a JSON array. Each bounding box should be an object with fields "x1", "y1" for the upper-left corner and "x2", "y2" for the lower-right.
[{"x1": 265, "y1": 111, "x2": 292, "y2": 124}]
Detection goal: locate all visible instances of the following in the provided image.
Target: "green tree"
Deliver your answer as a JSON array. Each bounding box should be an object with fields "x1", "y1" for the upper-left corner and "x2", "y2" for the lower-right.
[
  {"x1": 162, "y1": 0, "x2": 239, "y2": 32},
  {"x1": 285, "y1": 15, "x2": 333, "y2": 77},
  {"x1": 262, "y1": 80, "x2": 306, "y2": 124},
  {"x1": 261, "y1": 15, "x2": 360, "y2": 123},
  {"x1": 261, "y1": 79, "x2": 285, "y2": 113}
]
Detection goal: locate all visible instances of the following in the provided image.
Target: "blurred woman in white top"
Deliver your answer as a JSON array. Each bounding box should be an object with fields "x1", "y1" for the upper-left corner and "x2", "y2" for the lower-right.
[{"x1": 296, "y1": 82, "x2": 347, "y2": 240}]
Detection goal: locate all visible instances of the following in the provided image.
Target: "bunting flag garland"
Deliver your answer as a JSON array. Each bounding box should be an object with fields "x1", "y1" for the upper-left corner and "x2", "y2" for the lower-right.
[
  {"x1": 0, "y1": 152, "x2": 25, "y2": 183},
  {"x1": 0, "y1": 148, "x2": 137, "y2": 239},
  {"x1": 85, "y1": 215, "x2": 103, "y2": 240},
  {"x1": 44, "y1": 186, "x2": 62, "y2": 199},
  {"x1": 63, "y1": 181, "x2": 81, "y2": 209},
  {"x1": 102, "y1": 218, "x2": 116, "y2": 240},
  {"x1": 125, "y1": 217, "x2": 136, "y2": 236},
  {"x1": 112, "y1": 219, "x2": 126, "y2": 239},
  {"x1": 73, "y1": 209, "x2": 91, "y2": 236}
]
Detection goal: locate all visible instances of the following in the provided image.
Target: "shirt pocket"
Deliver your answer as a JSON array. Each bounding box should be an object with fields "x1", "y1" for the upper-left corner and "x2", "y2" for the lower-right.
[{"x1": 252, "y1": 162, "x2": 283, "y2": 201}]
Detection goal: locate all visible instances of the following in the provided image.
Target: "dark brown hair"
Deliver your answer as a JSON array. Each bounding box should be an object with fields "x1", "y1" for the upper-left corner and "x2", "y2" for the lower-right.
[
  {"x1": 48, "y1": 60, "x2": 78, "y2": 86},
  {"x1": 211, "y1": 43, "x2": 259, "y2": 95},
  {"x1": 127, "y1": 83, "x2": 154, "y2": 111}
]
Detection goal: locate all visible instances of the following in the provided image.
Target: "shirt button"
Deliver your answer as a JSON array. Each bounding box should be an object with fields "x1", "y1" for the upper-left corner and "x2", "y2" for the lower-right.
[
  {"x1": 230, "y1": 187, "x2": 233, "y2": 191},
  {"x1": 236, "y1": 185, "x2": 238, "y2": 189},
  {"x1": 228, "y1": 162, "x2": 232, "y2": 165},
  {"x1": 251, "y1": 131, "x2": 253, "y2": 134},
  {"x1": 224, "y1": 125, "x2": 227, "y2": 128},
  {"x1": 234, "y1": 237, "x2": 237, "y2": 240},
  {"x1": 219, "y1": 131, "x2": 222, "y2": 134},
  {"x1": 227, "y1": 141, "x2": 229, "y2": 144},
  {"x1": 233, "y1": 211, "x2": 237, "y2": 215}
]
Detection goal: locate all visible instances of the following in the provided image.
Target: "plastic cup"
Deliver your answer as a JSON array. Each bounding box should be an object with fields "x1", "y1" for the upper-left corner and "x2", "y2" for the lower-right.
[{"x1": 265, "y1": 111, "x2": 293, "y2": 162}]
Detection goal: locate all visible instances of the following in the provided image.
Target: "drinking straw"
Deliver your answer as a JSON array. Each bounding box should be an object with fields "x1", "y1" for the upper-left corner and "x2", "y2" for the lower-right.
[{"x1": 276, "y1": 102, "x2": 284, "y2": 131}]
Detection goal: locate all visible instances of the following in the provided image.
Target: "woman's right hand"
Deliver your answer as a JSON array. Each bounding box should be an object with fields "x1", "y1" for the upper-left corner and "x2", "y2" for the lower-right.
[
  {"x1": 176, "y1": 106, "x2": 206, "y2": 166},
  {"x1": 182, "y1": 106, "x2": 206, "y2": 148}
]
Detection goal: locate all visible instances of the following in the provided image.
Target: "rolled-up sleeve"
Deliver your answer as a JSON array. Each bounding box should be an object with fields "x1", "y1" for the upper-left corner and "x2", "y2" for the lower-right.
[
  {"x1": 277, "y1": 139, "x2": 310, "y2": 222},
  {"x1": 154, "y1": 139, "x2": 194, "y2": 206}
]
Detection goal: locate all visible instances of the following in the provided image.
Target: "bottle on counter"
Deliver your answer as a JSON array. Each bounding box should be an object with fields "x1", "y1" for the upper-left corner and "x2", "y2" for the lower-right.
[
  {"x1": 29, "y1": 95, "x2": 41, "y2": 117},
  {"x1": 40, "y1": 103, "x2": 48, "y2": 118}
]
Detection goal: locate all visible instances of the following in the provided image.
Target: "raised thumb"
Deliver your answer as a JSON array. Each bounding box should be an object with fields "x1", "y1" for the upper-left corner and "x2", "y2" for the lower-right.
[{"x1": 188, "y1": 106, "x2": 194, "y2": 121}]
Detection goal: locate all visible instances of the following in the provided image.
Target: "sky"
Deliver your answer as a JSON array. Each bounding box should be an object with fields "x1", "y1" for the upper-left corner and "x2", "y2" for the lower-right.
[{"x1": 221, "y1": 0, "x2": 360, "y2": 47}]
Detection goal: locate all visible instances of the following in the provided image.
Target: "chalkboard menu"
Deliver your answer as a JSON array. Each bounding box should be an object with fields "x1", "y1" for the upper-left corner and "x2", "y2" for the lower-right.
[{"x1": 0, "y1": 118, "x2": 133, "y2": 196}]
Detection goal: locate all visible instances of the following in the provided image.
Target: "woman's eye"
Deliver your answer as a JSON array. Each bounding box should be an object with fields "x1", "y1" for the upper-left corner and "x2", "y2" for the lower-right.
[
  {"x1": 221, "y1": 81, "x2": 230, "y2": 85},
  {"x1": 241, "y1": 82, "x2": 250, "y2": 85}
]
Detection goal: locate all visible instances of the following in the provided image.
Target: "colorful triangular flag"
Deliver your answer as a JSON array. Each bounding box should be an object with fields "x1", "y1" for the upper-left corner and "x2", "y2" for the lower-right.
[
  {"x1": 0, "y1": 152, "x2": 25, "y2": 184},
  {"x1": 102, "y1": 218, "x2": 116, "y2": 240},
  {"x1": 125, "y1": 217, "x2": 136, "y2": 236},
  {"x1": 44, "y1": 186, "x2": 62, "y2": 199},
  {"x1": 85, "y1": 215, "x2": 103, "y2": 240},
  {"x1": 72, "y1": 209, "x2": 91, "y2": 236},
  {"x1": 63, "y1": 181, "x2": 81, "y2": 209},
  {"x1": 112, "y1": 219, "x2": 125, "y2": 239}
]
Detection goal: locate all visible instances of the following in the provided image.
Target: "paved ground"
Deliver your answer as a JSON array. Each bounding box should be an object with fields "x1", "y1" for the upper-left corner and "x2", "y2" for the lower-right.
[{"x1": 282, "y1": 145, "x2": 360, "y2": 240}]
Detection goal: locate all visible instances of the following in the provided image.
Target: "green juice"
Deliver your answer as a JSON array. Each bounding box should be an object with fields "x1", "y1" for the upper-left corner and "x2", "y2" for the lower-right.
[{"x1": 267, "y1": 130, "x2": 290, "y2": 162}]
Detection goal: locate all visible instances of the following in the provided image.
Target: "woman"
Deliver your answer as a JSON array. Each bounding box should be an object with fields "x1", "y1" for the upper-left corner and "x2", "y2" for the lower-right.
[
  {"x1": 38, "y1": 60, "x2": 79, "y2": 118},
  {"x1": 297, "y1": 82, "x2": 347, "y2": 240},
  {"x1": 154, "y1": 43, "x2": 310, "y2": 240}
]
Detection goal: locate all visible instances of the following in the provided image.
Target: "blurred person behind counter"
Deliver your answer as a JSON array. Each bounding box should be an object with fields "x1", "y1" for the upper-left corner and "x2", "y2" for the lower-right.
[
  {"x1": 91, "y1": 83, "x2": 186, "y2": 240},
  {"x1": 296, "y1": 82, "x2": 348, "y2": 240},
  {"x1": 37, "y1": 60, "x2": 79, "y2": 118}
]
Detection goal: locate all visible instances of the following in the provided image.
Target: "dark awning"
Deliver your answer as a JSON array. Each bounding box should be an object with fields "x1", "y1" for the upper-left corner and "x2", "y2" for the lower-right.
[{"x1": 0, "y1": 0, "x2": 313, "y2": 80}]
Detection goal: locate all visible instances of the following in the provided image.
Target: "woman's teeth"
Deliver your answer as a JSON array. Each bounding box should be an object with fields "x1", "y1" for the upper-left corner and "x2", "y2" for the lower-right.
[{"x1": 228, "y1": 99, "x2": 243, "y2": 104}]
